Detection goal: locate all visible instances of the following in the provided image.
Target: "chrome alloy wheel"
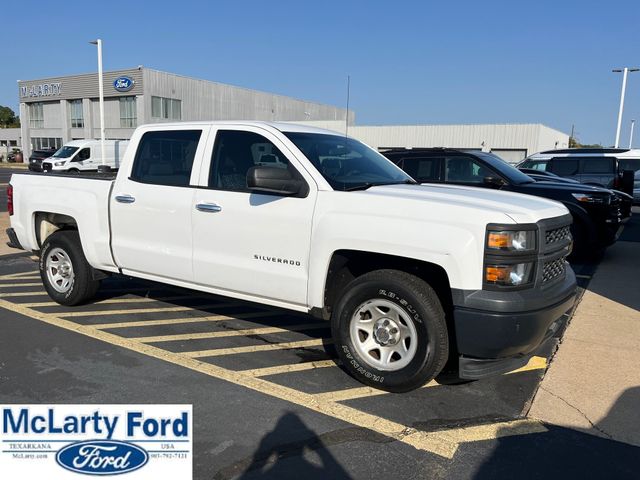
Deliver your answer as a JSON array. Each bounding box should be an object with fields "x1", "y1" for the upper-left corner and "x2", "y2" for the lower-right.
[
  {"x1": 46, "y1": 247, "x2": 75, "y2": 294},
  {"x1": 349, "y1": 298, "x2": 419, "y2": 371}
]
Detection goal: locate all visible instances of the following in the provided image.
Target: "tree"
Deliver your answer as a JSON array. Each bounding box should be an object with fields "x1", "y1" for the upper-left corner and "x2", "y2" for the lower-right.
[
  {"x1": 569, "y1": 135, "x2": 603, "y2": 149},
  {"x1": 0, "y1": 105, "x2": 20, "y2": 128}
]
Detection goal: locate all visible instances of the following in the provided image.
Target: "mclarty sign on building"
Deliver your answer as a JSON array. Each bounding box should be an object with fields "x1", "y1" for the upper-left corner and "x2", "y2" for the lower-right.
[
  {"x1": 20, "y1": 83, "x2": 63, "y2": 98},
  {"x1": 18, "y1": 68, "x2": 143, "y2": 103}
]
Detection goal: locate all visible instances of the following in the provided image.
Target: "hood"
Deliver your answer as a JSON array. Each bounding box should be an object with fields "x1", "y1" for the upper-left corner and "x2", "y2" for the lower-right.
[
  {"x1": 525, "y1": 180, "x2": 612, "y2": 194},
  {"x1": 363, "y1": 183, "x2": 568, "y2": 224}
]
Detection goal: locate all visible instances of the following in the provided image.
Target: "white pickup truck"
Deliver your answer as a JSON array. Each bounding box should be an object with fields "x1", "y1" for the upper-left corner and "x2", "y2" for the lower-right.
[{"x1": 6, "y1": 122, "x2": 576, "y2": 392}]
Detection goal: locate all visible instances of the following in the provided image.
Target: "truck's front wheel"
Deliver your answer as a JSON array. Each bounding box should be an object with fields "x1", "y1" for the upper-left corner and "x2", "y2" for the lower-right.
[
  {"x1": 40, "y1": 231, "x2": 100, "y2": 306},
  {"x1": 331, "y1": 270, "x2": 449, "y2": 392}
]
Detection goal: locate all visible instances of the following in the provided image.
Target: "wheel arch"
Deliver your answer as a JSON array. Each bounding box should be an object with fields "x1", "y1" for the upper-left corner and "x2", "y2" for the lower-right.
[{"x1": 319, "y1": 250, "x2": 454, "y2": 323}]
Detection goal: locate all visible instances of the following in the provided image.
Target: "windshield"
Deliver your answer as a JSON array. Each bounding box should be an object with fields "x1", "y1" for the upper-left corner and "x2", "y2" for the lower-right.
[
  {"x1": 284, "y1": 132, "x2": 413, "y2": 191},
  {"x1": 52, "y1": 146, "x2": 79, "y2": 159},
  {"x1": 474, "y1": 152, "x2": 535, "y2": 185}
]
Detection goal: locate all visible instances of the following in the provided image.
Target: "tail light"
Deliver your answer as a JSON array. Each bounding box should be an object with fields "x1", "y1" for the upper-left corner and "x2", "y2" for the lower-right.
[{"x1": 7, "y1": 184, "x2": 13, "y2": 216}]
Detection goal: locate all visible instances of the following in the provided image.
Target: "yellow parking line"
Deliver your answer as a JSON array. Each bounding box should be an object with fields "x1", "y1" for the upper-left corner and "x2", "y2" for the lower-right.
[
  {"x1": 240, "y1": 359, "x2": 341, "y2": 378},
  {"x1": 506, "y1": 356, "x2": 547, "y2": 374},
  {"x1": 0, "y1": 298, "x2": 547, "y2": 459},
  {"x1": 0, "y1": 282, "x2": 43, "y2": 288},
  {"x1": 91, "y1": 311, "x2": 277, "y2": 329},
  {"x1": 22, "y1": 295, "x2": 201, "y2": 308},
  {"x1": 133, "y1": 323, "x2": 328, "y2": 343},
  {"x1": 314, "y1": 380, "x2": 439, "y2": 403},
  {"x1": 0, "y1": 286, "x2": 178, "y2": 298},
  {"x1": 182, "y1": 339, "x2": 329, "y2": 358},
  {"x1": 0, "y1": 275, "x2": 40, "y2": 282},
  {"x1": 313, "y1": 356, "x2": 548, "y2": 403},
  {"x1": 58, "y1": 302, "x2": 239, "y2": 317}
]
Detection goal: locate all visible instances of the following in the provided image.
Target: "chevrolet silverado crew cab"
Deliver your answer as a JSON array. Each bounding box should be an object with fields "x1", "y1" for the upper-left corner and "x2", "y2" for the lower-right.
[{"x1": 6, "y1": 122, "x2": 577, "y2": 392}]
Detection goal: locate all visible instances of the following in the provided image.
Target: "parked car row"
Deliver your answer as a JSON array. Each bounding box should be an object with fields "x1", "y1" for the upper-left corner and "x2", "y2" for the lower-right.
[{"x1": 381, "y1": 148, "x2": 632, "y2": 257}]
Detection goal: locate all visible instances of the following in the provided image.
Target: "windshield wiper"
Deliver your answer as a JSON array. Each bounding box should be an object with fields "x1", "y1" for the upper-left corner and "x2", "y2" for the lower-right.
[{"x1": 344, "y1": 179, "x2": 418, "y2": 192}]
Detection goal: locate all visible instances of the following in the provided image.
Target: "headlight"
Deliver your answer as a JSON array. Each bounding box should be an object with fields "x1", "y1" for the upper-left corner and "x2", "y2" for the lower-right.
[
  {"x1": 486, "y1": 229, "x2": 536, "y2": 252},
  {"x1": 54, "y1": 161, "x2": 66, "y2": 166},
  {"x1": 485, "y1": 262, "x2": 534, "y2": 286},
  {"x1": 571, "y1": 193, "x2": 610, "y2": 205}
]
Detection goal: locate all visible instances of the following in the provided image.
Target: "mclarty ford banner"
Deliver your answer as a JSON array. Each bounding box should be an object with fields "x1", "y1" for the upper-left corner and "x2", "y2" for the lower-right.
[{"x1": 1, "y1": 404, "x2": 192, "y2": 479}]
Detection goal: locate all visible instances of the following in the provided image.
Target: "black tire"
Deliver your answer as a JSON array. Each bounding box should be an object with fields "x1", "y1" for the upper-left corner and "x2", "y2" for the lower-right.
[
  {"x1": 39, "y1": 230, "x2": 100, "y2": 306},
  {"x1": 68, "y1": 168, "x2": 80, "y2": 174},
  {"x1": 331, "y1": 269, "x2": 449, "y2": 393}
]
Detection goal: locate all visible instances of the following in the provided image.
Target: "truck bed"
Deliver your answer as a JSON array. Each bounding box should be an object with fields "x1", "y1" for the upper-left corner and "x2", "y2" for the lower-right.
[{"x1": 9, "y1": 171, "x2": 117, "y2": 271}]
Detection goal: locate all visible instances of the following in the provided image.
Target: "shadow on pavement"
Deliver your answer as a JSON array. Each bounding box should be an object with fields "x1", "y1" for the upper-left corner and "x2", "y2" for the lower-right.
[
  {"x1": 216, "y1": 412, "x2": 353, "y2": 480},
  {"x1": 471, "y1": 387, "x2": 640, "y2": 479}
]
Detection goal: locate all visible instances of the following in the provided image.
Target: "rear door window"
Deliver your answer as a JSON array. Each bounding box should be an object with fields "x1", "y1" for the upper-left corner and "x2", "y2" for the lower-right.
[
  {"x1": 401, "y1": 157, "x2": 441, "y2": 182},
  {"x1": 131, "y1": 130, "x2": 202, "y2": 186},
  {"x1": 444, "y1": 155, "x2": 493, "y2": 183},
  {"x1": 549, "y1": 158, "x2": 579, "y2": 176},
  {"x1": 580, "y1": 157, "x2": 614, "y2": 174}
]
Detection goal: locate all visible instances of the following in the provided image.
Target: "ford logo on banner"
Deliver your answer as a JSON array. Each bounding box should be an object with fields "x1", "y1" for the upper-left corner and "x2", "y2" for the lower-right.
[
  {"x1": 56, "y1": 440, "x2": 149, "y2": 475},
  {"x1": 113, "y1": 76, "x2": 135, "y2": 92}
]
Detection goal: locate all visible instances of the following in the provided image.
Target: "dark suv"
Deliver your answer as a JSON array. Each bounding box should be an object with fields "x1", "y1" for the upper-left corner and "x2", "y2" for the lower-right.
[
  {"x1": 518, "y1": 148, "x2": 640, "y2": 191},
  {"x1": 28, "y1": 148, "x2": 59, "y2": 172},
  {"x1": 382, "y1": 148, "x2": 629, "y2": 256}
]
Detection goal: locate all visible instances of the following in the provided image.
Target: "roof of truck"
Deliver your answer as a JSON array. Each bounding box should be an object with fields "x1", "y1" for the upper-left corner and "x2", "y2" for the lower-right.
[{"x1": 137, "y1": 121, "x2": 343, "y2": 136}]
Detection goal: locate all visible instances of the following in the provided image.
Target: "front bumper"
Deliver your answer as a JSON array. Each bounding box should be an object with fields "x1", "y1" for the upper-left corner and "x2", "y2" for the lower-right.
[{"x1": 452, "y1": 214, "x2": 577, "y2": 379}]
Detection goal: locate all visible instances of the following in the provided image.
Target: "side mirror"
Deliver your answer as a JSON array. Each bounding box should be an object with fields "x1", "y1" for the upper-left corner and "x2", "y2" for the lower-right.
[
  {"x1": 483, "y1": 176, "x2": 505, "y2": 188},
  {"x1": 247, "y1": 166, "x2": 303, "y2": 196}
]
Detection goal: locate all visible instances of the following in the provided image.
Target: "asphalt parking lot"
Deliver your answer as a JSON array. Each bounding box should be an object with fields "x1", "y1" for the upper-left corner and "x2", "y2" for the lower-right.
[{"x1": 0, "y1": 167, "x2": 638, "y2": 479}]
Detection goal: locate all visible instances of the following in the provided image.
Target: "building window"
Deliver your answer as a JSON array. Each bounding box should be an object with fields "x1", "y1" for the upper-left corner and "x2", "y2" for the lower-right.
[
  {"x1": 69, "y1": 99, "x2": 84, "y2": 128},
  {"x1": 119, "y1": 96, "x2": 137, "y2": 128},
  {"x1": 151, "y1": 96, "x2": 181, "y2": 120},
  {"x1": 32, "y1": 137, "x2": 62, "y2": 150},
  {"x1": 29, "y1": 103, "x2": 44, "y2": 128},
  {"x1": 9, "y1": 140, "x2": 17, "y2": 147}
]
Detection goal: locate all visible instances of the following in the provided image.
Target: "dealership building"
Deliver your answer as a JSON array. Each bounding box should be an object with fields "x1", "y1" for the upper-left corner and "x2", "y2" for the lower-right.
[{"x1": 17, "y1": 67, "x2": 568, "y2": 162}]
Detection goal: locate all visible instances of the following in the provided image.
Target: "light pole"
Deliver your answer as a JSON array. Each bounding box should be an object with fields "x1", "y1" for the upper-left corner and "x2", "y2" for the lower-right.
[
  {"x1": 630, "y1": 119, "x2": 636, "y2": 149},
  {"x1": 613, "y1": 67, "x2": 639, "y2": 148},
  {"x1": 89, "y1": 39, "x2": 106, "y2": 170}
]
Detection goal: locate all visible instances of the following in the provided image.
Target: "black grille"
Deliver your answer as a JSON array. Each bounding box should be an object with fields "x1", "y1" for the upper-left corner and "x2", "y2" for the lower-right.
[
  {"x1": 543, "y1": 258, "x2": 565, "y2": 283},
  {"x1": 545, "y1": 225, "x2": 571, "y2": 245}
]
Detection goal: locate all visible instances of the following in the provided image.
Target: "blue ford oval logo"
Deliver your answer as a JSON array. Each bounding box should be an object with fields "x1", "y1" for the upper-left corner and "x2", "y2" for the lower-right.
[
  {"x1": 113, "y1": 76, "x2": 135, "y2": 92},
  {"x1": 56, "y1": 440, "x2": 149, "y2": 475}
]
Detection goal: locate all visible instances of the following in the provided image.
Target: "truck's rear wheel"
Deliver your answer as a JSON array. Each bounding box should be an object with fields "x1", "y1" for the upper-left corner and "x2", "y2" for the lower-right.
[
  {"x1": 39, "y1": 231, "x2": 100, "y2": 306},
  {"x1": 331, "y1": 269, "x2": 449, "y2": 392}
]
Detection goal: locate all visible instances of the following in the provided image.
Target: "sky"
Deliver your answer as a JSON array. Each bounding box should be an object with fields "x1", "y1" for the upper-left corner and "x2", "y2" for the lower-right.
[{"x1": 1, "y1": 0, "x2": 639, "y2": 146}]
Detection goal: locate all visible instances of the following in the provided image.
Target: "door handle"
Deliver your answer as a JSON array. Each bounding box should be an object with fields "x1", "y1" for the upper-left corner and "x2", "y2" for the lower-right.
[
  {"x1": 115, "y1": 194, "x2": 136, "y2": 204},
  {"x1": 196, "y1": 203, "x2": 222, "y2": 213}
]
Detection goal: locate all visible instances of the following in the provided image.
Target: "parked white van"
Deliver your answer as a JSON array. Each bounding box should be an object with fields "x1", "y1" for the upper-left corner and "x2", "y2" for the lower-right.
[{"x1": 43, "y1": 140, "x2": 129, "y2": 173}]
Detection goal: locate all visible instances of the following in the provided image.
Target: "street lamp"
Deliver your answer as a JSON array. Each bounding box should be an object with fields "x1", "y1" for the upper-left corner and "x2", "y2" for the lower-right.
[
  {"x1": 612, "y1": 67, "x2": 639, "y2": 148},
  {"x1": 89, "y1": 39, "x2": 107, "y2": 170}
]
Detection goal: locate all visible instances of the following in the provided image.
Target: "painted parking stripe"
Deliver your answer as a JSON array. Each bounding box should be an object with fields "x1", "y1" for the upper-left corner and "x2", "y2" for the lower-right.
[
  {"x1": 0, "y1": 282, "x2": 44, "y2": 288},
  {"x1": 0, "y1": 286, "x2": 181, "y2": 298},
  {"x1": 506, "y1": 356, "x2": 547, "y2": 374},
  {"x1": 240, "y1": 359, "x2": 341, "y2": 378},
  {"x1": 314, "y1": 380, "x2": 439, "y2": 403},
  {"x1": 182, "y1": 339, "x2": 330, "y2": 358},
  {"x1": 133, "y1": 323, "x2": 328, "y2": 343},
  {"x1": 0, "y1": 298, "x2": 548, "y2": 459},
  {"x1": 57, "y1": 302, "x2": 239, "y2": 317},
  {"x1": 312, "y1": 356, "x2": 548, "y2": 403},
  {"x1": 22, "y1": 295, "x2": 203, "y2": 308},
  {"x1": 91, "y1": 311, "x2": 278, "y2": 329}
]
